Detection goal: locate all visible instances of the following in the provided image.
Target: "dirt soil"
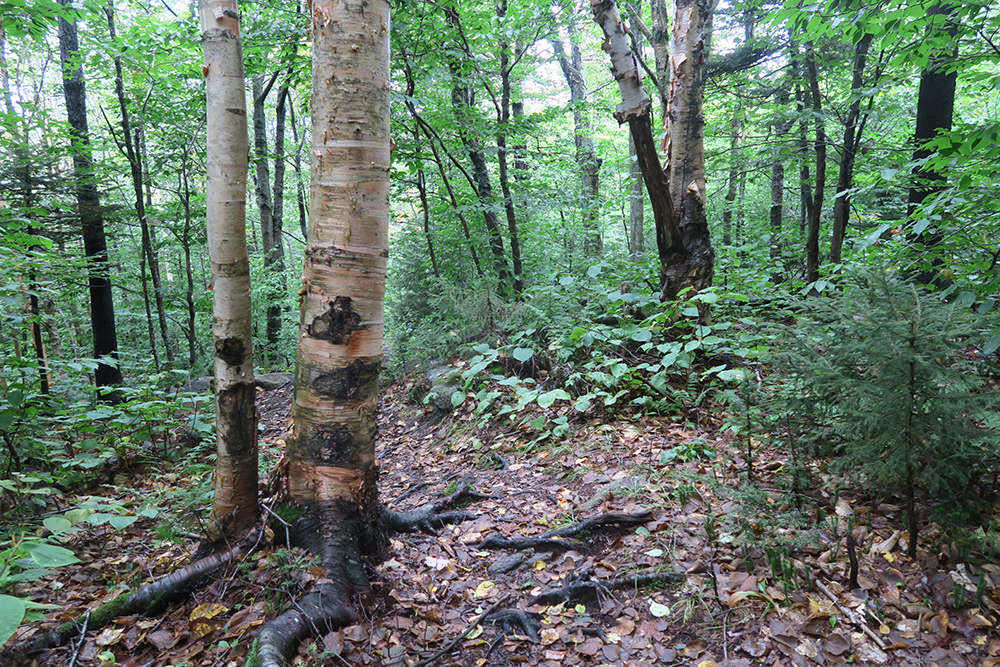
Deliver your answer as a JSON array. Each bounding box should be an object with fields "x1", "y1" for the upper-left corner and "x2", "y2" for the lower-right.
[{"x1": 5, "y1": 374, "x2": 1000, "y2": 667}]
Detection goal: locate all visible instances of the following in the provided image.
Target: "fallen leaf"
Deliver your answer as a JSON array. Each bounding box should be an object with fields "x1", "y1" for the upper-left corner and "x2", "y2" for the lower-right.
[{"x1": 649, "y1": 601, "x2": 670, "y2": 618}]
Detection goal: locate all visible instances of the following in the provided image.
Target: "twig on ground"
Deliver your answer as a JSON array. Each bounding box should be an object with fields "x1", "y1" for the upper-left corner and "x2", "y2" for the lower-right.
[
  {"x1": 412, "y1": 594, "x2": 510, "y2": 667},
  {"x1": 66, "y1": 610, "x2": 90, "y2": 667},
  {"x1": 814, "y1": 579, "x2": 886, "y2": 650},
  {"x1": 478, "y1": 510, "x2": 653, "y2": 553}
]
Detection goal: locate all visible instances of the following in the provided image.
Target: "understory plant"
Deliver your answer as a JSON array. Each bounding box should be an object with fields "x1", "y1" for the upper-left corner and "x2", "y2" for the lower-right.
[{"x1": 770, "y1": 269, "x2": 1000, "y2": 557}]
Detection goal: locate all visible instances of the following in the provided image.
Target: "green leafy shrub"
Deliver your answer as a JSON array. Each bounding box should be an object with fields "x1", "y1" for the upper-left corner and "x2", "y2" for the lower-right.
[{"x1": 770, "y1": 270, "x2": 1000, "y2": 557}]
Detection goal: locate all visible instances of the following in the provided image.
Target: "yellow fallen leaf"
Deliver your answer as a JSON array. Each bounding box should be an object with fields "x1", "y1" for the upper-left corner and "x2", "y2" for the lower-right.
[
  {"x1": 540, "y1": 628, "x2": 560, "y2": 645},
  {"x1": 474, "y1": 580, "x2": 495, "y2": 598},
  {"x1": 190, "y1": 603, "x2": 228, "y2": 621},
  {"x1": 880, "y1": 624, "x2": 891, "y2": 635},
  {"x1": 883, "y1": 552, "x2": 894, "y2": 563},
  {"x1": 533, "y1": 560, "x2": 547, "y2": 571}
]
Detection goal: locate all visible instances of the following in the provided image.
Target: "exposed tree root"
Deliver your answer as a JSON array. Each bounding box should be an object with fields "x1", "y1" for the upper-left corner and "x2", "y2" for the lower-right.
[
  {"x1": 249, "y1": 484, "x2": 481, "y2": 667},
  {"x1": 529, "y1": 568, "x2": 690, "y2": 607},
  {"x1": 477, "y1": 509, "x2": 653, "y2": 552},
  {"x1": 0, "y1": 529, "x2": 263, "y2": 666},
  {"x1": 479, "y1": 569, "x2": 690, "y2": 645}
]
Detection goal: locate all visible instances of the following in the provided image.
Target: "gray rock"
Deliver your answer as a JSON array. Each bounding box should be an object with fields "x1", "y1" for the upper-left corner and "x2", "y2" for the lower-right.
[
  {"x1": 487, "y1": 551, "x2": 530, "y2": 575},
  {"x1": 255, "y1": 372, "x2": 294, "y2": 390},
  {"x1": 181, "y1": 376, "x2": 214, "y2": 394},
  {"x1": 426, "y1": 364, "x2": 461, "y2": 412}
]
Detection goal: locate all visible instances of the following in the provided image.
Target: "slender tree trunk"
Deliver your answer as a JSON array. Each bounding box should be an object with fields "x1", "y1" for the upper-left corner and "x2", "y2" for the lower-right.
[
  {"x1": 416, "y1": 169, "x2": 440, "y2": 278},
  {"x1": 628, "y1": 132, "x2": 644, "y2": 261},
  {"x1": 830, "y1": 33, "x2": 873, "y2": 264},
  {"x1": 450, "y1": 69, "x2": 512, "y2": 294},
  {"x1": 497, "y1": 0, "x2": 524, "y2": 292},
  {"x1": 770, "y1": 86, "x2": 790, "y2": 280},
  {"x1": 804, "y1": 42, "x2": 825, "y2": 284},
  {"x1": 627, "y1": 0, "x2": 644, "y2": 262},
  {"x1": 57, "y1": 0, "x2": 123, "y2": 389},
  {"x1": 722, "y1": 110, "x2": 742, "y2": 246},
  {"x1": 200, "y1": 0, "x2": 258, "y2": 546},
  {"x1": 551, "y1": 20, "x2": 603, "y2": 256},
  {"x1": 287, "y1": 92, "x2": 309, "y2": 241},
  {"x1": 107, "y1": 0, "x2": 173, "y2": 364},
  {"x1": 180, "y1": 153, "x2": 198, "y2": 368},
  {"x1": 253, "y1": 73, "x2": 286, "y2": 361}
]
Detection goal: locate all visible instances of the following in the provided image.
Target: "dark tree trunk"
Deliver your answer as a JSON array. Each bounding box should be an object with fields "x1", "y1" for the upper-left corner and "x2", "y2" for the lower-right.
[
  {"x1": 770, "y1": 86, "x2": 790, "y2": 280},
  {"x1": 415, "y1": 169, "x2": 440, "y2": 278},
  {"x1": 57, "y1": 1, "x2": 123, "y2": 389},
  {"x1": 804, "y1": 42, "x2": 825, "y2": 284},
  {"x1": 663, "y1": 0, "x2": 716, "y2": 304},
  {"x1": 497, "y1": 1, "x2": 524, "y2": 292},
  {"x1": 905, "y1": 6, "x2": 958, "y2": 287},
  {"x1": 253, "y1": 73, "x2": 286, "y2": 362},
  {"x1": 830, "y1": 33, "x2": 873, "y2": 264},
  {"x1": 450, "y1": 74, "x2": 512, "y2": 294}
]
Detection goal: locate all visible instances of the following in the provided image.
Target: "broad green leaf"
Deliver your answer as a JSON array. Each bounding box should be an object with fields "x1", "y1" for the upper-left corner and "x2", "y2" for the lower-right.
[
  {"x1": 529, "y1": 416, "x2": 546, "y2": 429},
  {"x1": 984, "y1": 332, "x2": 1000, "y2": 356},
  {"x1": 42, "y1": 517, "x2": 72, "y2": 536},
  {"x1": 0, "y1": 594, "x2": 26, "y2": 647},
  {"x1": 681, "y1": 306, "x2": 700, "y2": 318},
  {"x1": 107, "y1": 515, "x2": 137, "y2": 530},
  {"x1": 880, "y1": 167, "x2": 898, "y2": 180},
  {"x1": 631, "y1": 329, "x2": 652, "y2": 342},
  {"x1": 24, "y1": 542, "x2": 79, "y2": 568},
  {"x1": 558, "y1": 276, "x2": 574, "y2": 286},
  {"x1": 512, "y1": 347, "x2": 533, "y2": 362},
  {"x1": 537, "y1": 389, "x2": 570, "y2": 408},
  {"x1": 450, "y1": 391, "x2": 466, "y2": 408},
  {"x1": 586, "y1": 264, "x2": 601, "y2": 277}
]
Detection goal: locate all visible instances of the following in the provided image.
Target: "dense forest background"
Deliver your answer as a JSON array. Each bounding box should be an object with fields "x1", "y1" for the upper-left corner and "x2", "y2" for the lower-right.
[{"x1": 1, "y1": 0, "x2": 1000, "y2": 663}]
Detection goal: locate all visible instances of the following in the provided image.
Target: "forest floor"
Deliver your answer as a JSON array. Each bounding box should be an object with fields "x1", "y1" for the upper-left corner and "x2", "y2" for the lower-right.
[{"x1": 5, "y1": 369, "x2": 1000, "y2": 667}]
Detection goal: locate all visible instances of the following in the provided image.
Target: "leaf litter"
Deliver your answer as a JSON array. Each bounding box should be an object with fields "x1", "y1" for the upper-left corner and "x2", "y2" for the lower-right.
[{"x1": 3, "y1": 371, "x2": 999, "y2": 667}]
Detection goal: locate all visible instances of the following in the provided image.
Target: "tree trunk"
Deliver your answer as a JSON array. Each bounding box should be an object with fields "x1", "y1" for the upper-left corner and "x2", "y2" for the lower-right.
[
  {"x1": 589, "y1": 0, "x2": 687, "y2": 288},
  {"x1": 415, "y1": 169, "x2": 440, "y2": 278},
  {"x1": 57, "y1": 0, "x2": 123, "y2": 390},
  {"x1": 199, "y1": 0, "x2": 258, "y2": 547},
  {"x1": 253, "y1": 73, "x2": 286, "y2": 362},
  {"x1": 770, "y1": 85, "x2": 790, "y2": 280},
  {"x1": 649, "y1": 0, "x2": 670, "y2": 122},
  {"x1": 830, "y1": 33, "x2": 872, "y2": 264},
  {"x1": 907, "y1": 4, "x2": 957, "y2": 288},
  {"x1": 662, "y1": 0, "x2": 716, "y2": 303},
  {"x1": 107, "y1": 0, "x2": 173, "y2": 364},
  {"x1": 722, "y1": 110, "x2": 742, "y2": 246},
  {"x1": 180, "y1": 158, "x2": 198, "y2": 368},
  {"x1": 628, "y1": 132, "x2": 644, "y2": 261},
  {"x1": 551, "y1": 19, "x2": 603, "y2": 256},
  {"x1": 497, "y1": 0, "x2": 524, "y2": 291},
  {"x1": 450, "y1": 69, "x2": 512, "y2": 294},
  {"x1": 804, "y1": 42, "x2": 825, "y2": 284},
  {"x1": 255, "y1": 0, "x2": 392, "y2": 660}
]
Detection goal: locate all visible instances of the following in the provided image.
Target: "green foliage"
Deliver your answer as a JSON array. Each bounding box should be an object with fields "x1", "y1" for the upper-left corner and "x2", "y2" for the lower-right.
[{"x1": 769, "y1": 270, "x2": 1000, "y2": 548}]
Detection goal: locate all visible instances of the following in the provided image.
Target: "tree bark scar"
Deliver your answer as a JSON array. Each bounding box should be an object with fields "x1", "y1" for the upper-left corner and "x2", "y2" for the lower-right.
[
  {"x1": 215, "y1": 336, "x2": 246, "y2": 365},
  {"x1": 313, "y1": 358, "x2": 380, "y2": 399},
  {"x1": 308, "y1": 295, "x2": 363, "y2": 344}
]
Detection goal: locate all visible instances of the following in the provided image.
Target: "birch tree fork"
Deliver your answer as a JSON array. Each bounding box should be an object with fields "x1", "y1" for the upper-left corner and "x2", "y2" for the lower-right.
[{"x1": 200, "y1": 0, "x2": 258, "y2": 547}]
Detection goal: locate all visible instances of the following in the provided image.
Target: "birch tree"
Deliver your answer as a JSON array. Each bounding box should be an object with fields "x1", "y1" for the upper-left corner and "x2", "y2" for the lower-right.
[{"x1": 199, "y1": 0, "x2": 258, "y2": 546}]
